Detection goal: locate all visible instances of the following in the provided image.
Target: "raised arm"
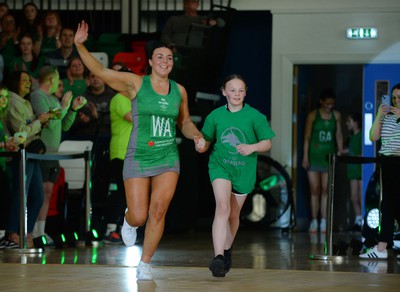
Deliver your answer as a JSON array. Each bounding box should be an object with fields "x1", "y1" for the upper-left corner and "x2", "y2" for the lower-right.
[
  {"x1": 74, "y1": 21, "x2": 141, "y2": 99},
  {"x1": 369, "y1": 104, "x2": 388, "y2": 142}
]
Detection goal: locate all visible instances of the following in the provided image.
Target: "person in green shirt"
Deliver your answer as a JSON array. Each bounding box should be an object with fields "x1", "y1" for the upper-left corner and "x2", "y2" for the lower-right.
[
  {"x1": 340, "y1": 112, "x2": 362, "y2": 231},
  {"x1": 9, "y1": 34, "x2": 46, "y2": 88},
  {"x1": 31, "y1": 65, "x2": 86, "y2": 244},
  {"x1": 302, "y1": 88, "x2": 343, "y2": 233},
  {"x1": 62, "y1": 56, "x2": 87, "y2": 96},
  {"x1": 198, "y1": 74, "x2": 275, "y2": 277}
]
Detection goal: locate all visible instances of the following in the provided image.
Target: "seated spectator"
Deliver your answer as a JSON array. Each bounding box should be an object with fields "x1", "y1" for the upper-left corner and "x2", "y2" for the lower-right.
[
  {"x1": 62, "y1": 56, "x2": 88, "y2": 96},
  {"x1": 110, "y1": 61, "x2": 127, "y2": 72},
  {"x1": 84, "y1": 71, "x2": 116, "y2": 134},
  {"x1": 9, "y1": 34, "x2": 46, "y2": 89},
  {"x1": 19, "y1": 2, "x2": 41, "y2": 40},
  {"x1": 0, "y1": 54, "x2": 4, "y2": 83},
  {"x1": 161, "y1": 0, "x2": 218, "y2": 50},
  {"x1": 0, "y1": 14, "x2": 19, "y2": 75},
  {"x1": 0, "y1": 3, "x2": 9, "y2": 32},
  {"x1": 34, "y1": 10, "x2": 62, "y2": 57},
  {"x1": 46, "y1": 27, "x2": 79, "y2": 79}
]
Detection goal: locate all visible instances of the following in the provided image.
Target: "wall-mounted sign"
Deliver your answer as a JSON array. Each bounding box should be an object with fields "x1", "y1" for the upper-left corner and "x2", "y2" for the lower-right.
[{"x1": 346, "y1": 27, "x2": 378, "y2": 39}]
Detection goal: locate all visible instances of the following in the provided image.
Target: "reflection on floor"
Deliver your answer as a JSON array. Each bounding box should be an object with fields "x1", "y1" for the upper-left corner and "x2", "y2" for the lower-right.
[
  {"x1": 0, "y1": 229, "x2": 400, "y2": 291},
  {"x1": 1, "y1": 229, "x2": 399, "y2": 271}
]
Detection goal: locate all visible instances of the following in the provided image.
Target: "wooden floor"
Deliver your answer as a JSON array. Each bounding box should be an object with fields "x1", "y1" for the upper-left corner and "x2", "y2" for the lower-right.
[{"x1": 1, "y1": 229, "x2": 400, "y2": 291}]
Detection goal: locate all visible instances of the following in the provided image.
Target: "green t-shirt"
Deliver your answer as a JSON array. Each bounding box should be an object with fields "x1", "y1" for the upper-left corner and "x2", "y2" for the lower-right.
[
  {"x1": 9, "y1": 56, "x2": 46, "y2": 79},
  {"x1": 201, "y1": 104, "x2": 275, "y2": 194},
  {"x1": 347, "y1": 131, "x2": 362, "y2": 179},
  {"x1": 109, "y1": 93, "x2": 132, "y2": 160},
  {"x1": 63, "y1": 79, "x2": 87, "y2": 97}
]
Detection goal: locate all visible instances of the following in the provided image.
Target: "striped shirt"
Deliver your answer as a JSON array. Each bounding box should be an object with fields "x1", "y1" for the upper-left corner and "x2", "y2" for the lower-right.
[{"x1": 379, "y1": 114, "x2": 400, "y2": 156}]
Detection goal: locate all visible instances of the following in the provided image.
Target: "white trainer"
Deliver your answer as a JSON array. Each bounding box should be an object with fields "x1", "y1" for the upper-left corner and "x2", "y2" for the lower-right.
[
  {"x1": 308, "y1": 219, "x2": 318, "y2": 233},
  {"x1": 137, "y1": 261, "x2": 153, "y2": 280},
  {"x1": 121, "y1": 211, "x2": 137, "y2": 247},
  {"x1": 359, "y1": 246, "x2": 387, "y2": 259}
]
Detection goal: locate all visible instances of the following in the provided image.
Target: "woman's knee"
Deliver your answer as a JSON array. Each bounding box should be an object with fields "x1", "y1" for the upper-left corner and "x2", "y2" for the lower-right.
[{"x1": 127, "y1": 209, "x2": 148, "y2": 226}]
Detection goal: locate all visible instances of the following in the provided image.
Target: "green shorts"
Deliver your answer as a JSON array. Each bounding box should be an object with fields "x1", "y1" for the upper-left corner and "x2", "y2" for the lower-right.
[{"x1": 209, "y1": 161, "x2": 252, "y2": 195}]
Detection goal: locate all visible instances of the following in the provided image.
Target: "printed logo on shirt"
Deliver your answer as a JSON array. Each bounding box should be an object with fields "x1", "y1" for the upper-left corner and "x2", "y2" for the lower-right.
[
  {"x1": 151, "y1": 115, "x2": 175, "y2": 138},
  {"x1": 318, "y1": 130, "x2": 332, "y2": 142},
  {"x1": 158, "y1": 98, "x2": 169, "y2": 112},
  {"x1": 221, "y1": 127, "x2": 246, "y2": 154}
]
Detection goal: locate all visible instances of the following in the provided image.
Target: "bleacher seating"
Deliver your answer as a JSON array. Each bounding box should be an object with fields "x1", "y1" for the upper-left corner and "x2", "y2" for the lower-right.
[{"x1": 113, "y1": 52, "x2": 147, "y2": 75}]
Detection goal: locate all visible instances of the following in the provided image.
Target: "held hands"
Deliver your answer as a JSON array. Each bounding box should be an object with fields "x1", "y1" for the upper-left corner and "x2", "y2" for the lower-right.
[
  {"x1": 194, "y1": 135, "x2": 206, "y2": 153},
  {"x1": 74, "y1": 20, "x2": 89, "y2": 45}
]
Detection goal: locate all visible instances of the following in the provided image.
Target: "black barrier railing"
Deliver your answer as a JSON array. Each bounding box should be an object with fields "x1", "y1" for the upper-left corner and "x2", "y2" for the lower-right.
[
  {"x1": 311, "y1": 153, "x2": 380, "y2": 260},
  {"x1": 0, "y1": 147, "x2": 91, "y2": 253}
]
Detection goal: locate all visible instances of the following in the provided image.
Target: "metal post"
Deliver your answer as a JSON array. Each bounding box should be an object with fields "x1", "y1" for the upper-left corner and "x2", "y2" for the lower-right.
[
  {"x1": 310, "y1": 153, "x2": 344, "y2": 261},
  {"x1": 85, "y1": 150, "x2": 91, "y2": 233},
  {"x1": 19, "y1": 147, "x2": 27, "y2": 249}
]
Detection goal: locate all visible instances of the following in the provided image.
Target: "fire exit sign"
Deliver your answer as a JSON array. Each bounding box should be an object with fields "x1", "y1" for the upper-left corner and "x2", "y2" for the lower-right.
[{"x1": 346, "y1": 27, "x2": 378, "y2": 39}]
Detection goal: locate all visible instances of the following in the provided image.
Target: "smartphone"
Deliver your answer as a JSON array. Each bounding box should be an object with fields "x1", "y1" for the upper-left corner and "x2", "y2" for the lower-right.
[{"x1": 381, "y1": 95, "x2": 391, "y2": 107}]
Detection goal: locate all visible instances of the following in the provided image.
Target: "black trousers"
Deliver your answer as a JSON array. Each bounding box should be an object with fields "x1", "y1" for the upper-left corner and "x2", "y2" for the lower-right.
[
  {"x1": 378, "y1": 155, "x2": 400, "y2": 244},
  {"x1": 106, "y1": 159, "x2": 127, "y2": 226}
]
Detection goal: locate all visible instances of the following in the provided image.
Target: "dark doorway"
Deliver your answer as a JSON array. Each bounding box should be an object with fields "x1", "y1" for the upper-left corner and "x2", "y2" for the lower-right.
[{"x1": 294, "y1": 64, "x2": 363, "y2": 231}]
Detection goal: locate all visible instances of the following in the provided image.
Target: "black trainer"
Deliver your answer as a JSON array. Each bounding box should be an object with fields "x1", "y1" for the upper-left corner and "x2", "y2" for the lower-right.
[
  {"x1": 209, "y1": 254, "x2": 225, "y2": 277},
  {"x1": 0, "y1": 237, "x2": 18, "y2": 249},
  {"x1": 224, "y1": 248, "x2": 232, "y2": 273},
  {"x1": 349, "y1": 224, "x2": 362, "y2": 232}
]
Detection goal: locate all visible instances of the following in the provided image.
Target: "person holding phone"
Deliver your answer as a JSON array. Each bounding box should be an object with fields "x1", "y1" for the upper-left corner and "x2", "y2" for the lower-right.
[
  {"x1": 381, "y1": 94, "x2": 391, "y2": 107},
  {"x1": 360, "y1": 83, "x2": 400, "y2": 259}
]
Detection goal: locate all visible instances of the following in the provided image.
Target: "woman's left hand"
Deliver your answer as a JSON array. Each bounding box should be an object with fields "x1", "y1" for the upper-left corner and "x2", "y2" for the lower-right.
[{"x1": 74, "y1": 20, "x2": 89, "y2": 45}]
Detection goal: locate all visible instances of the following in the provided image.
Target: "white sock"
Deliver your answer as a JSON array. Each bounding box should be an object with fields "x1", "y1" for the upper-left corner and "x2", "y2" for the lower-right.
[
  {"x1": 34, "y1": 220, "x2": 46, "y2": 237},
  {"x1": 106, "y1": 223, "x2": 117, "y2": 235}
]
